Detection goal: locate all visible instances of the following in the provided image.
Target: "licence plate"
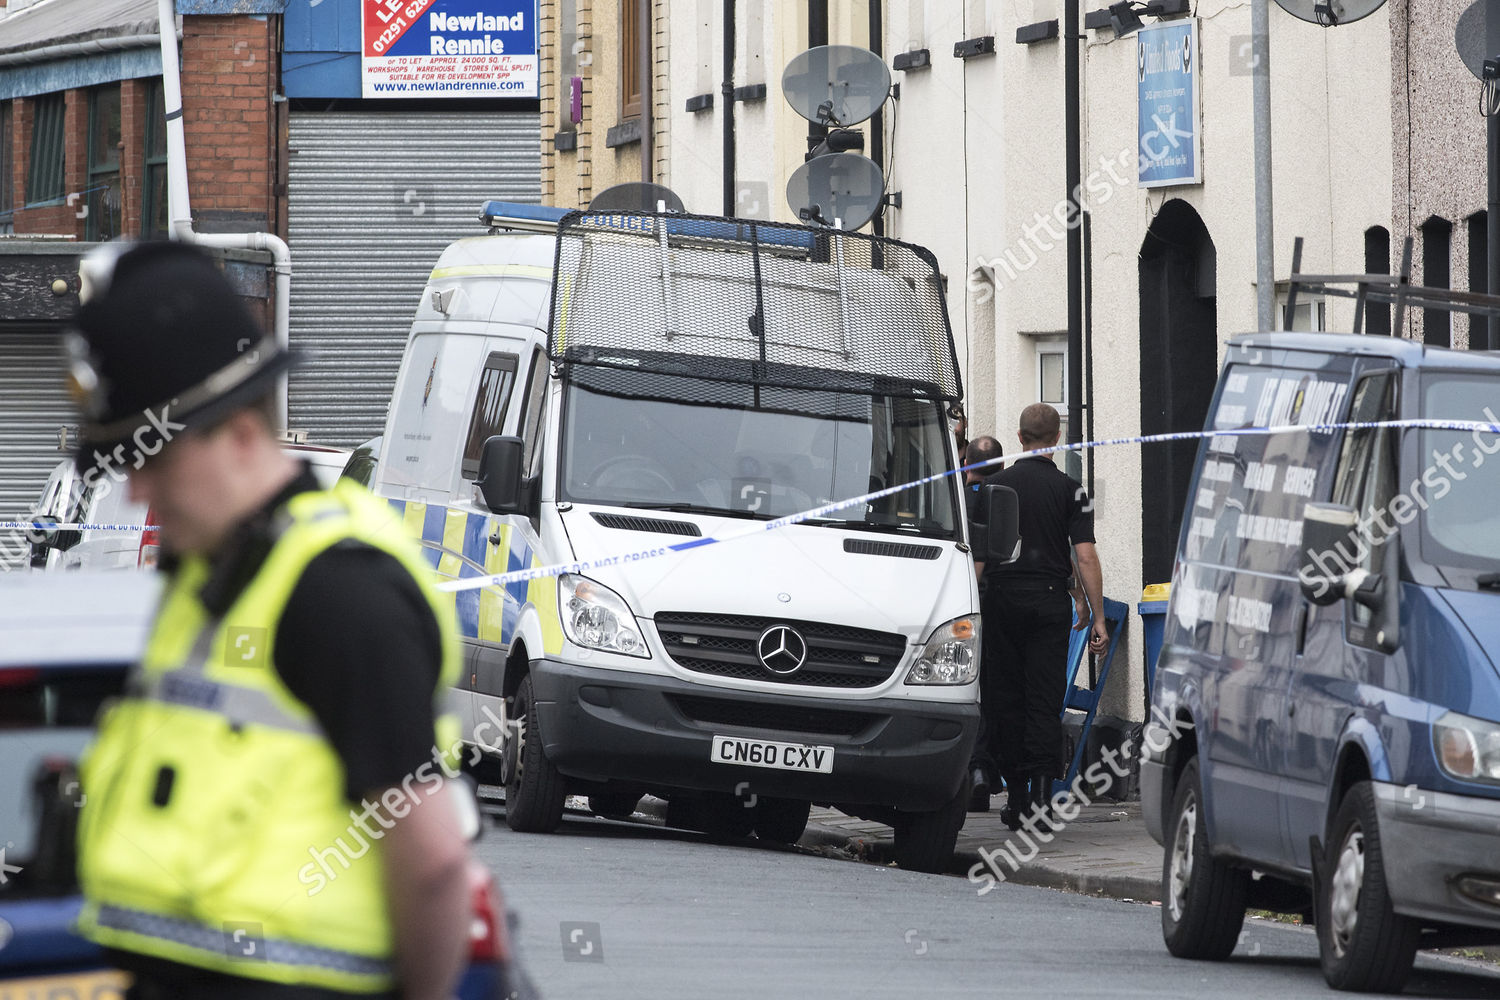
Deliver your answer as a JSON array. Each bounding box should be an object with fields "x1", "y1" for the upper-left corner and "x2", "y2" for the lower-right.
[
  {"x1": 1, "y1": 969, "x2": 130, "y2": 997},
  {"x1": 710, "y1": 735, "x2": 834, "y2": 773}
]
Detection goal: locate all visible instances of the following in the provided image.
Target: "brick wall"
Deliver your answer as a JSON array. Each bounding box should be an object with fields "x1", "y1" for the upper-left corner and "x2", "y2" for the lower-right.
[{"x1": 179, "y1": 14, "x2": 278, "y2": 233}]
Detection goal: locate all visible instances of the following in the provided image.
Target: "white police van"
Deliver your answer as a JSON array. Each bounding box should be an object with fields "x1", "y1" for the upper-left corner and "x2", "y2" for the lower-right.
[{"x1": 373, "y1": 205, "x2": 1016, "y2": 871}]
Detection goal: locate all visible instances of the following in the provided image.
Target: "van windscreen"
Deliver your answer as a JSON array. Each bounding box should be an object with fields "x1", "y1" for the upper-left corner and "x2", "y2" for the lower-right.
[
  {"x1": 559, "y1": 367, "x2": 958, "y2": 537},
  {"x1": 1420, "y1": 374, "x2": 1500, "y2": 567}
]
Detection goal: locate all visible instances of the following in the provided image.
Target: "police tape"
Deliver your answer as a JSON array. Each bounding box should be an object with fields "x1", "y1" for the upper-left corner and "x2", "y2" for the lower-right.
[
  {"x1": 0, "y1": 521, "x2": 156, "y2": 532},
  {"x1": 430, "y1": 415, "x2": 1500, "y2": 595}
]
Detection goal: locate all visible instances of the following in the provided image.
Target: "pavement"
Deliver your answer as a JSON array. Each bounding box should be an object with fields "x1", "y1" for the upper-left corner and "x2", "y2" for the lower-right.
[{"x1": 799, "y1": 789, "x2": 1163, "y2": 904}]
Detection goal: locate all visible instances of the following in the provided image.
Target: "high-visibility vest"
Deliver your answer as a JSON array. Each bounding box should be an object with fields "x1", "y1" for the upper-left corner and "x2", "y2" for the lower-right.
[{"x1": 76, "y1": 480, "x2": 463, "y2": 994}]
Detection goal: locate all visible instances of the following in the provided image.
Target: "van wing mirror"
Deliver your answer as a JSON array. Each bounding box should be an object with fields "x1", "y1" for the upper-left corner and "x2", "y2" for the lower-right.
[
  {"x1": 982, "y1": 484, "x2": 1021, "y2": 564},
  {"x1": 475, "y1": 436, "x2": 525, "y2": 514},
  {"x1": 1298, "y1": 502, "x2": 1358, "y2": 606},
  {"x1": 28, "y1": 514, "x2": 81, "y2": 554}
]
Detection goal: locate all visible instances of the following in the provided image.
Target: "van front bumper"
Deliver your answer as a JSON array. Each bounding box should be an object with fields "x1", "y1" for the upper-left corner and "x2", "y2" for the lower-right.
[
  {"x1": 529, "y1": 658, "x2": 978, "y2": 812},
  {"x1": 1374, "y1": 781, "x2": 1500, "y2": 931}
]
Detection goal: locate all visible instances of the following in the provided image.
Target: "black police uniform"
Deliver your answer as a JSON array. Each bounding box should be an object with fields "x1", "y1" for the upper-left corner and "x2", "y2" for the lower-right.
[{"x1": 980, "y1": 455, "x2": 1094, "y2": 813}]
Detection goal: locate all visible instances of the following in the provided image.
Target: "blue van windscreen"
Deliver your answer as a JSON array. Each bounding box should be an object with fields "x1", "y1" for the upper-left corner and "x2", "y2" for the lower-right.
[{"x1": 1419, "y1": 374, "x2": 1500, "y2": 567}]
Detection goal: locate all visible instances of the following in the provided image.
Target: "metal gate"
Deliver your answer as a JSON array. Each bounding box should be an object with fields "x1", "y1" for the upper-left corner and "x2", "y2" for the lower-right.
[
  {"x1": 286, "y1": 110, "x2": 540, "y2": 447},
  {"x1": 0, "y1": 328, "x2": 74, "y2": 569}
]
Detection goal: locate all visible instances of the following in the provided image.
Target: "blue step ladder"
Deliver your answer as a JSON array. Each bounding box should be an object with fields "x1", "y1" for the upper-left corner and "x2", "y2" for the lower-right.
[{"x1": 1047, "y1": 596, "x2": 1129, "y2": 800}]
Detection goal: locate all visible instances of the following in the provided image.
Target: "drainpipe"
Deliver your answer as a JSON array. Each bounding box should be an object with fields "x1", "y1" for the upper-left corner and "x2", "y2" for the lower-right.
[
  {"x1": 639, "y1": 0, "x2": 652, "y2": 183},
  {"x1": 722, "y1": 0, "x2": 735, "y2": 216},
  {"x1": 158, "y1": 0, "x2": 291, "y2": 428}
]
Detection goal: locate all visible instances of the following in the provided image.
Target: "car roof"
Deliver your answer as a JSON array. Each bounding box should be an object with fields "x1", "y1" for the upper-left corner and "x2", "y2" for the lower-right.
[
  {"x1": 1228, "y1": 331, "x2": 1500, "y2": 372},
  {"x1": 0, "y1": 571, "x2": 159, "y2": 668}
]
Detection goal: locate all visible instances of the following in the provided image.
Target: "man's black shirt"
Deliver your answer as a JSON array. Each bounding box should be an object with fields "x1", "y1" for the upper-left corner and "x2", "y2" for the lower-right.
[
  {"x1": 187, "y1": 464, "x2": 442, "y2": 802},
  {"x1": 981, "y1": 455, "x2": 1095, "y2": 588}
]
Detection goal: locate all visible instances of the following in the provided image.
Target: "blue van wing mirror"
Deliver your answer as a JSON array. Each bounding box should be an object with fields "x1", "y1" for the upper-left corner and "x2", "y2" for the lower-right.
[
  {"x1": 475, "y1": 435, "x2": 525, "y2": 514},
  {"x1": 982, "y1": 484, "x2": 1021, "y2": 564}
]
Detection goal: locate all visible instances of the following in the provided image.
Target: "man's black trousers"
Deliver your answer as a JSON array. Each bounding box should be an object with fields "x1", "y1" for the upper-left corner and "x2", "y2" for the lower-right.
[{"x1": 981, "y1": 585, "x2": 1072, "y2": 777}]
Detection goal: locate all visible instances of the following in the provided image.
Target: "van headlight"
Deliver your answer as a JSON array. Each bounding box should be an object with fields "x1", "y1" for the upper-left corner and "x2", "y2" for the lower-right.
[
  {"x1": 905, "y1": 616, "x2": 980, "y2": 685},
  {"x1": 559, "y1": 574, "x2": 649, "y2": 658},
  {"x1": 1434, "y1": 711, "x2": 1500, "y2": 783}
]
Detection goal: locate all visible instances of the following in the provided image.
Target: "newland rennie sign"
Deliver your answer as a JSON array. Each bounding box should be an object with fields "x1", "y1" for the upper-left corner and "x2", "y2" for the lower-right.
[{"x1": 362, "y1": 0, "x2": 538, "y2": 99}]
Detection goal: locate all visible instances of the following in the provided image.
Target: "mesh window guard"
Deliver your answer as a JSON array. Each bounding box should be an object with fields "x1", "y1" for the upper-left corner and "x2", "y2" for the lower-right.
[{"x1": 546, "y1": 211, "x2": 963, "y2": 403}]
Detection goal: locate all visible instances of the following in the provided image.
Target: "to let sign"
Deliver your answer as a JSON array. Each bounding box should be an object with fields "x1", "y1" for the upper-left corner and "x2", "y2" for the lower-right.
[
  {"x1": 362, "y1": 0, "x2": 538, "y2": 99},
  {"x1": 1136, "y1": 20, "x2": 1200, "y2": 188}
]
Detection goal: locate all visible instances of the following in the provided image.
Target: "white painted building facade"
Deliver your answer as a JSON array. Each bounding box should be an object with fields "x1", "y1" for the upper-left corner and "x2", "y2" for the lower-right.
[{"x1": 660, "y1": 0, "x2": 1395, "y2": 720}]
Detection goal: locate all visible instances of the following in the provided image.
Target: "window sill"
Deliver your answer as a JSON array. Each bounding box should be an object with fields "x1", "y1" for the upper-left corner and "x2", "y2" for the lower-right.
[{"x1": 605, "y1": 118, "x2": 642, "y2": 149}]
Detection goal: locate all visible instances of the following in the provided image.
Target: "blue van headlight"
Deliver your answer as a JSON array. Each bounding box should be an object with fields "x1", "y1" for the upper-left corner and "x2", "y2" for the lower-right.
[
  {"x1": 1433, "y1": 711, "x2": 1500, "y2": 783},
  {"x1": 905, "y1": 616, "x2": 980, "y2": 685},
  {"x1": 559, "y1": 574, "x2": 649, "y2": 658}
]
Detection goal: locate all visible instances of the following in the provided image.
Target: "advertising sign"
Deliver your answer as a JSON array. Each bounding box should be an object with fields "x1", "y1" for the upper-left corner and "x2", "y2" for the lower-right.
[
  {"x1": 362, "y1": 0, "x2": 537, "y2": 99},
  {"x1": 1136, "y1": 20, "x2": 1200, "y2": 188}
]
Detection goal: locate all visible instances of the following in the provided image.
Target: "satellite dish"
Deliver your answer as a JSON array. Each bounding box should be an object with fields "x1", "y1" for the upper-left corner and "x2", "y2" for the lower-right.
[
  {"x1": 1269, "y1": 0, "x2": 1386, "y2": 26},
  {"x1": 588, "y1": 182, "x2": 686, "y2": 214},
  {"x1": 785, "y1": 153, "x2": 885, "y2": 231},
  {"x1": 1456, "y1": 0, "x2": 1500, "y2": 81},
  {"x1": 782, "y1": 45, "x2": 891, "y2": 127}
]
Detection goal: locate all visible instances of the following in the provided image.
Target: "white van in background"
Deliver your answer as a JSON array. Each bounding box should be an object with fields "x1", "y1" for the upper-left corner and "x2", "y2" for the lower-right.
[{"x1": 373, "y1": 205, "x2": 1018, "y2": 871}]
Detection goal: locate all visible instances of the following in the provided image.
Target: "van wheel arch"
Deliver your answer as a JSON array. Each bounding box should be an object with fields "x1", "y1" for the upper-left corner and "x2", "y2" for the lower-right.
[
  {"x1": 1326, "y1": 744, "x2": 1372, "y2": 839},
  {"x1": 1162, "y1": 711, "x2": 1198, "y2": 836},
  {"x1": 502, "y1": 641, "x2": 529, "y2": 703}
]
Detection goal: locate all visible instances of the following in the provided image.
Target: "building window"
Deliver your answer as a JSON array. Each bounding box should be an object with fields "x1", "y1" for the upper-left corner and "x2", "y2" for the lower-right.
[
  {"x1": 0, "y1": 102, "x2": 13, "y2": 232},
  {"x1": 142, "y1": 80, "x2": 168, "y2": 238},
  {"x1": 620, "y1": 0, "x2": 643, "y2": 119},
  {"x1": 1276, "y1": 293, "x2": 1325, "y2": 332},
  {"x1": 25, "y1": 93, "x2": 66, "y2": 206},
  {"x1": 86, "y1": 85, "x2": 123, "y2": 241},
  {"x1": 1363, "y1": 225, "x2": 1390, "y2": 336},
  {"x1": 1421, "y1": 215, "x2": 1452, "y2": 347},
  {"x1": 1037, "y1": 342, "x2": 1067, "y2": 424}
]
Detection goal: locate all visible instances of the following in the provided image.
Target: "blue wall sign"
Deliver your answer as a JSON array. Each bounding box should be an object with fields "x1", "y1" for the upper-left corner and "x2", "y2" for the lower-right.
[{"x1": 1137, "y1": 20, "x2": 1200, "y2": 189}]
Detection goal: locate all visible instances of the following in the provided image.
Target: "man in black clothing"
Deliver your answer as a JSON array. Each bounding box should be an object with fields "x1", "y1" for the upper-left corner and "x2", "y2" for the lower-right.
[
  {"x1": 961, "y1": 435, "x2": 1003, "y2": 810},
  {"x1": 982, "y1": 404, "x2": 1107, "y2": 830}
]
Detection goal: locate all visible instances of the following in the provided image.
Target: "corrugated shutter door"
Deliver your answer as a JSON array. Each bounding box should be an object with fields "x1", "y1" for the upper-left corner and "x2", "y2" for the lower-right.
[
  {"x1": 287, "y1": 111, "x2": 540, "y2": 447},
  {"x1": 0, "y1": 329, "x2": 76, "y2": 569}
]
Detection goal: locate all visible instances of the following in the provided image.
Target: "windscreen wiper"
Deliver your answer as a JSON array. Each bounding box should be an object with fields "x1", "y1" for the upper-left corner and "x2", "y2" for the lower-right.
[
  {"x1": 620, "y1": 501, "x2": 763, "y2": 520},
  {"x1": 1477, "y1": 572, "x2": 1500, "y2": 591}
]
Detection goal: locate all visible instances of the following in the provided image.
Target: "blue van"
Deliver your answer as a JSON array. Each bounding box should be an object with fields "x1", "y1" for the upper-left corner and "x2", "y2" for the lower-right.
[{"x1": 1140, "y1": 331, "x2": 1500, "y2": 992}]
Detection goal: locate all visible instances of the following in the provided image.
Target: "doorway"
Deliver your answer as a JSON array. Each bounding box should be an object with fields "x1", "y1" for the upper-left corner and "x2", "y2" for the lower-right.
[{"x1": 1138, "y1": 200, "x2": 1217, "y2": 585}]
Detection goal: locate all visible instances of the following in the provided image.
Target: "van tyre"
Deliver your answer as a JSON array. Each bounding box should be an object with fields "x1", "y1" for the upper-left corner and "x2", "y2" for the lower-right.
[
  {"x1": 1316, "y1": 782, "x2": 1419, "y2": 993},
  {"x1": 1161, "y1": 758, "x2": 1249, "y2": 960},
  {"x1": 504, "y1": 674, "x2": 567, "y2": 833},
  {"x1": 892, "y1": 773, "x2": 969, "y2": 874},
  {"x1": 753, "y1": 798, "x2": 810, "y2": 845}
]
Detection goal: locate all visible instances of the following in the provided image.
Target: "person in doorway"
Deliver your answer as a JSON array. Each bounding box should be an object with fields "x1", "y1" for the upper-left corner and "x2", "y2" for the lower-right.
[
  {"x1": 981, "y1": 404, "x2": 1107, "y2": 830},
  {"x1": 68, "y1": 242, "x2": 471, "y2": 1000},
  {"x1": 961, "y1": 434, "x2": 1003, "y2": 810}
]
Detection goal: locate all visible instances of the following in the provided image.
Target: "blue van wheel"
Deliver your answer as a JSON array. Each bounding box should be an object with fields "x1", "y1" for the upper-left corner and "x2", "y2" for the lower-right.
[
  {"x1": 1161, "y1": 758, "x2": 1249, "y2": 960},
  {"x1": 1316, "y1": 782, "x2": 1419, "y2": 992}
]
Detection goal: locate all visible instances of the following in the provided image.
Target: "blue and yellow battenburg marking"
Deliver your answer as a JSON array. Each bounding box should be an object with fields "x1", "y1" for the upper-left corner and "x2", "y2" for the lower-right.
[{"x1": 385, "y1": 498, "x2": 549, "y2": 647}]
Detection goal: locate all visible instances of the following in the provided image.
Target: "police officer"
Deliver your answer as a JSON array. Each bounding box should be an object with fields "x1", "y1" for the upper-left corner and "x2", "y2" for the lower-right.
[
  {"x1": 981, "y1": 404, "x2": 1107, "y2": 830},
  {"x1": 961, "y1": 435, "x2": 1003, "y2": 810},
  {"x1": 68, "y1": 242, "x2": 471, "y2": 999}
]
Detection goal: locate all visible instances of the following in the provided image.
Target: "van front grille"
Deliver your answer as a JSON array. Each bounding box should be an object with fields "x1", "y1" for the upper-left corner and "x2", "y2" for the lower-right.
[{"x1": 654, "y1": 612, "x2": 907, "y2": 688}]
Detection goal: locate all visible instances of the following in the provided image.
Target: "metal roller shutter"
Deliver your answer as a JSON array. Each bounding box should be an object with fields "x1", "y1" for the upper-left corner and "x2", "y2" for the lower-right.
[
  {"x1": 287, "y1": 110, "x2": 541, "y2": 447},
  {"x1": 0, "y1": 328, "x2": 76, "y2": 570}
]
